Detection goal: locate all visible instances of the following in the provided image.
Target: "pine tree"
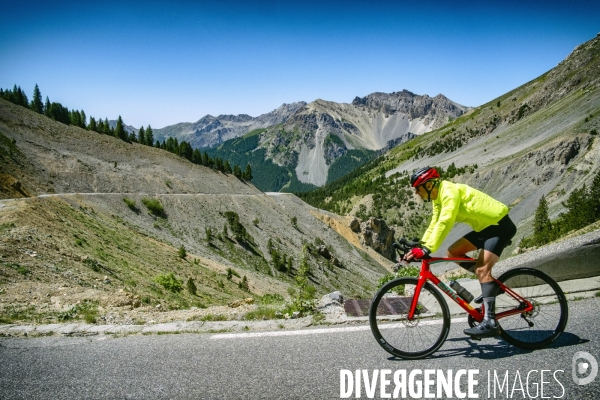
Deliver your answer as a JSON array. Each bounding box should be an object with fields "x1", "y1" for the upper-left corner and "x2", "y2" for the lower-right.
[
  {"x1": 233, "y1": 164, "x2": 242, "y2": 178},
  {"x1": 30, "y1": 84, "x2": 43, "y2": 114},
  {"x1": 243, "y1": 163, "x2": 253, "y2": 181},
  {"x1": 224, "y1": 160, "x2": 232, "y2": 174},
  {"x1": 561, "y1": 185, "x2": 592, "y2": 232},
  {"x1": 16, "y1": 86, "x2": 28, "y2": 107},
  {"x1": 192, "y1": 149, "x2": 202, "y2": 164},
  {"x1": 166, "y1": 137, "x2": 175, "y2": 153},
  {"x1": 80, "y1": 110, "x2": 86, "y2": 128},
  {"x1": 215, "y1": 157, "x2": 223, "y2": 171},
  {"x1": 146, "y1": 125, "x2": 154, "y2": 146},
  {"x1": 138, "y1": 126, "x2": 146, "y2": 145},
  {"x1": 103, "y1": 118, "x2": 110, "y2": 135},
  {"x1": 88, "y1": 116, "x2": 97, "y2": 132},
  {"x1": 70, "y1": 110, "x2": 81, "y2": 127},
  {"x1": 589, "y1": 171, "x2": 600, "y2": 218},
  {"x1": 533, "y1": 195, "x2": 553, "y2": 245},
  {"x1": 44, "y1": 97, "x2": 51, "y2": 117},
  {"x1": 115, "y1": 115, "x2": 127, "y2": 141},
  {"x1": 179, "y1": 141, "x2": 193, "y2": 161}
]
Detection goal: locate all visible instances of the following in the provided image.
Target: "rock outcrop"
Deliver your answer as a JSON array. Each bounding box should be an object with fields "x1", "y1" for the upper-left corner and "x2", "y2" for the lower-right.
[{"x1": 359, "y1": 218, "x2": 396, "y2": 261}]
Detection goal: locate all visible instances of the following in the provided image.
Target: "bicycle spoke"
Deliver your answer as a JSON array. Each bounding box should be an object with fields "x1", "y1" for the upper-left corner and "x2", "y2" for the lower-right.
[
  {"x1": 496, "y1": 268, "x2": 568, "y2": 349},
  {"x1": 370, "y1": 278, "x2": 450, "y2": 359}
]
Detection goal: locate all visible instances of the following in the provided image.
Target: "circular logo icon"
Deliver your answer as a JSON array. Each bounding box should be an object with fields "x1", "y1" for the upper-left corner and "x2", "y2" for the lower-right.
[{"x1": 572, "y1": 351, "x2": 598, "y2": 386}]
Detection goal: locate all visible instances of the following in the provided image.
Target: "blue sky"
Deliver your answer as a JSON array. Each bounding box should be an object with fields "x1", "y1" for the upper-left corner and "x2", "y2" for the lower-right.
[{"x1": 2, "y1": 0, "x2": 599, "y2": 129}]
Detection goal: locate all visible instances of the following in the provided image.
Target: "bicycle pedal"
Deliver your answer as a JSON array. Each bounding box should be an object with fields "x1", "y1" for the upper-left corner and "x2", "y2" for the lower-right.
[{"x1": 468, "y1": 335, "x2": 482, "y2": 341}]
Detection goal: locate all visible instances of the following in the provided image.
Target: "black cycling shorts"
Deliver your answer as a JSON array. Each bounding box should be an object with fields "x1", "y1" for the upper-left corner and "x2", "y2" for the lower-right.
[{"x1": 463, "y1": 215, "x2": 517, "y2": 257}]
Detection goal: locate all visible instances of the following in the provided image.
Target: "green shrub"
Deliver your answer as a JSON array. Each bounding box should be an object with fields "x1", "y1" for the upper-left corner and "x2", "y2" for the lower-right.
[
  {"x1": 226, "y1": 267, "x2": 240, "y2": 279},
  {"x1": 154, "y1": 272, "x2": 183, "y2": 293},
  {"x1": 238, "y1": 275, "x2": 249, "y2": 291},
  {"x1": 123, "y1": 197, "x2": 139, "y2": 212},
  {"x1": 178, "y1": 245, "x2": 187, "y2": 259},
  {"x1": 186, "y1": 277, "x2": 197, "y2": 295},
  {"x1": 142, "y1": 198, "x2": 166, "y2": 218}
]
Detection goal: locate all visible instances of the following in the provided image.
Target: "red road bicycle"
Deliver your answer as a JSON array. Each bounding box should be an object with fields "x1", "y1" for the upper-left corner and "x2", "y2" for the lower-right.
[{"x1": 369, "y1": 238, "x2": 569, "y2": 359}]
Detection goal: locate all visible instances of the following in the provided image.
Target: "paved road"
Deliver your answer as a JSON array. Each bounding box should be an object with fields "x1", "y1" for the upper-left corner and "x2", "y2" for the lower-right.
[{"x1": 1, "y1": 298, "x2": 599, "y2": 399}]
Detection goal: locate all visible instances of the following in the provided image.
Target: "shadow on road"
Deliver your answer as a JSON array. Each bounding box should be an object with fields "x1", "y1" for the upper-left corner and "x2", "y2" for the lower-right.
[{"x1": 386, "y1": 332, "x2": 589, "y2": 361}]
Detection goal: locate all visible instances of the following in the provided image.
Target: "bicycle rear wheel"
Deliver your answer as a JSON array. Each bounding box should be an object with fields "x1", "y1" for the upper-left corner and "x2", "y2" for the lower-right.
[
  {"x1": 369, "y1": 277, "x2": 450, "y2": 359},
  {"x1": 496, "y1": 268, "x2": 568, "y2": 350}
]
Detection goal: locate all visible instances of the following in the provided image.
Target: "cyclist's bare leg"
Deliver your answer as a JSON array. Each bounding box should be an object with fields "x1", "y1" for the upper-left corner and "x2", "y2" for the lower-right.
[
  {"x1": 447, "y1": 238, "x2": 477, "y2": 257},
  {"x1": 464, "y1": 249, "x2": 501, "y2": 337},
  {"x1": 474, "y1": 249, "x2": 499, "y2": 283},
  {"x1": 447, "y1": 238, "x2": 477, "y2": 271}
]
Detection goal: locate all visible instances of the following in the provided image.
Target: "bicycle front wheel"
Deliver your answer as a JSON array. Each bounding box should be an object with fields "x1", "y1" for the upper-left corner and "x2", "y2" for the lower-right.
[
  {"x1": 496, "y1": 268, "x2": 568, "y2": 350},
  {"x1": 369, "y1": 277, "x2": 450, "y2": 359}
]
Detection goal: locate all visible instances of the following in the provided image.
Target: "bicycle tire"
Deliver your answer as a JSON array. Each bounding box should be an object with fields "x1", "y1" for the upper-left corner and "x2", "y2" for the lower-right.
[
  {"x1": 496, "y1": 267, "x2": 568, "y2": 350},
  {"x1": 369, "y1": 277, "x2": 450, "y2": 359}
]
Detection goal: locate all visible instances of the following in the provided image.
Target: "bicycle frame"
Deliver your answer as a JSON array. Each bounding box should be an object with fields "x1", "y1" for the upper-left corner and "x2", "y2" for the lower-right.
[{"x1": 407, "y1": 257, "x2": 534, "y2": 323}]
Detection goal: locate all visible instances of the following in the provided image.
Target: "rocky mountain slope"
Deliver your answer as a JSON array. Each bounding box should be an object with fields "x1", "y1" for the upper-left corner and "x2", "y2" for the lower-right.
[
  {"x1": 153, "y1": 102, "x2": 307, "y2": 148},
  {"x1": 301, "y1": 33, "x2": 600, "y2": 256},
  {"x1": 0, "y1": 99, "x2": 389, "y2": 325},
  {"x1": 206, "y1": 91, "x2": 467, "y2": 192}
]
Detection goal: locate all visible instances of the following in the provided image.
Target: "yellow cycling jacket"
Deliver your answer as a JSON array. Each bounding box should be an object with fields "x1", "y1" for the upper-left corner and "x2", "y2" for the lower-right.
[{"x1": 421, "y1": 180, "x2": 509, "y2": 253}]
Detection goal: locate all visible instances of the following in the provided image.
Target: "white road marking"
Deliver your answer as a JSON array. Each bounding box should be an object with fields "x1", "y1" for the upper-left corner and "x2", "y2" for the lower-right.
[{"x1": 210, "y1": 317, "x2": 469, "y2": 340}]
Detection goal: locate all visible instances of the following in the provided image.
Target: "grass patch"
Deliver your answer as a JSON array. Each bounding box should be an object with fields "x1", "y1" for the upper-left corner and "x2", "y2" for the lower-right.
[
  {"x1": 259, "y1": 293, "x2": 285, "y2": 304},
  {"x1": 0, "y1": 222, "x2": 15, "y2": 234},
  {"x1": 196, "y1": 314, "x2": 229, "y2": 322},
  {"x1": 0, "y1": 305, "x2": 38, "y2": 324},
  {"x1": 58, "y1": 300, "x2": 99, "y2": 324},
  {"x1": 445, "y1": 271, "x2": 477, "y2": 280},
  {"x1": 377, "y1": 266, "x2": 420, "y2": 287},
  {"x1": 243, "y1": 305, "x2": 280, "y2": 320},
  {"x1": 312, "y1": 312, "x2": 326, "y2": 324},
  {"x1": 3, "y1": 262, "x2": 30, "y2": 275}
]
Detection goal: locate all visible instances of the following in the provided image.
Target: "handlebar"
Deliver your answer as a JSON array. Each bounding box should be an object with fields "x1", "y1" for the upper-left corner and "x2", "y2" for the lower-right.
[
  {"x1": 392, "y1": 238, "x2": 424, "y2": 270},
  {"x1": 393, "y1": 237, "x2": 422, "y2": 253}
]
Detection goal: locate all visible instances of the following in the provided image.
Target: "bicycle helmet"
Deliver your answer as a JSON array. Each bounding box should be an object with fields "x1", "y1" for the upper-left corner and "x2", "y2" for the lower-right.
[{"x1": 410, "y1": 166, "x2": 440, "y2": 187}]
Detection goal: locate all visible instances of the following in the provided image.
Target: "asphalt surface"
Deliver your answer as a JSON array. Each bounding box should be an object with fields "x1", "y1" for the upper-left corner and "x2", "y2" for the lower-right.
[{"x1": 1, "y1": 298, "x2": 599, "y2": 399}]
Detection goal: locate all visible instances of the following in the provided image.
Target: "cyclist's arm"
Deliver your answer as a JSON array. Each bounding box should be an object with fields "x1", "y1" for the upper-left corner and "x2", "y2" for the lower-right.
[
  {"x1": 421, "y1": 206, "x2": 439, "y2": 245},
  {"x1": 421, "y1": 185, "x2": 460, "y2": 252}
]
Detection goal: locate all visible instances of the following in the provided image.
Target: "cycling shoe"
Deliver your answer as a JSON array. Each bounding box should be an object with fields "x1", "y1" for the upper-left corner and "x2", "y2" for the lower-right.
[{"x1": 464, "y1": 320, "x2": 500, "y2": 338}]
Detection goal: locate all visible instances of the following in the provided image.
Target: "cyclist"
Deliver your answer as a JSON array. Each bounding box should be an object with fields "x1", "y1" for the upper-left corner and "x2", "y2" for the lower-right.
[{"x1": 403, "y1": 166, "x2": 517, "y2": 338}]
